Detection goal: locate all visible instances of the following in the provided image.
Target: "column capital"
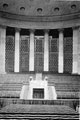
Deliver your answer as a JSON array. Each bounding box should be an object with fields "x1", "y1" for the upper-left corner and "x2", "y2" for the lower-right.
[
  {"x1": 58, "y1": 28, "x2": 64, "y2": 32},
  {"x1": 0, "y1": 25, "x2": 6, "y2": 29},
  {"x1": 29, "y1": 29, "x2": 35, "y2": 33},
  {"x1": 15, "y1": 28, "x2": 21, "y2": 32},
  {"x1": 78, "y1": 26, "x2": 80, "y2": 32},
  {"x1": 44, "y1": 29, "x2": 49, "y2": 33},
  {"x1": 72, "y1": 26, "x2": 79, "y2": 30}
]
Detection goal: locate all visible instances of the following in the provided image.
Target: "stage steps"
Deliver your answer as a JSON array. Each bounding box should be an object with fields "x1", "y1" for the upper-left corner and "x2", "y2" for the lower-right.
[{"x1": 0, "y1": 113, "x2": 78, "y2": 120}]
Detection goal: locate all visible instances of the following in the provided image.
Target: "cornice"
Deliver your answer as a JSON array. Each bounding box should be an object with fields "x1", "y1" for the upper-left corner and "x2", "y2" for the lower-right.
[{"x1": 0, "y1": 11, "x2": 80, "y2": 22}]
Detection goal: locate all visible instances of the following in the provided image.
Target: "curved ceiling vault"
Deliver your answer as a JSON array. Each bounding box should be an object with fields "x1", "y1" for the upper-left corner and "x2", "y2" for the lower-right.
[{"x1": 0, "y1": 0, "x2": 80, "y2": 22}]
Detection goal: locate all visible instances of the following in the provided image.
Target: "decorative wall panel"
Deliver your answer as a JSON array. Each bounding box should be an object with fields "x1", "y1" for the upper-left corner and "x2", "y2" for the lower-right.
[
  {"x1": 49, "y1": 38, "x2": 58, "y2": 72},
  {"x1": 64, "y1": 37, "x2": 73, "y2": 73},
  {"x1": 5, "y1": 36, "x2": 15, "y2": 72},
  {"x1": 20, "y1": 36, "x2": 29, "y2": 72},
  {"x1": 35, "y1": 37, "x2": 44, "y2": 72}
]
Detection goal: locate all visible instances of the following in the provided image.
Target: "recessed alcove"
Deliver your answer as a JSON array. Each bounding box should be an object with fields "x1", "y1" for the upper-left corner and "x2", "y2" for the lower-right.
[
  {"x1": 49, "y1": 29, "x2": 59, "y2": 73},
  {"x1": 54, "y1": 7, "x2": 59, "y2": 12},
  {"x1": 49, "y1": 29, "x2": 59, "y2": 38},
  {"x1": 3, "y1": 3, "x2": 8, "y2": 9},
  {"x1": 63, "y1": 28, "x2": 73, "y2": 74},
  {"x1": 71, "y1": 4, "x2": 76, "y2": 9},
  {"x1": 37, "y1": 8, "x2": 43, "y2": 14},
  {"x1": 35, "y1": 29, "x2": 44, "y2": 36},
  {"x1": 6, "y1": 27, "x2": 15, "y2": 36},
  {"x1": 20, "y1": 7, "x2": 25, "y2": 11},
  {"x1": 33, "y1": 88, "x2": 44, "y2": 99},
  {"x1": 20, "y1": 29, "x2": 29, "y2": 35},
  {"x1": 64, "y1": 28, "x2": 73, "y2": 37}
]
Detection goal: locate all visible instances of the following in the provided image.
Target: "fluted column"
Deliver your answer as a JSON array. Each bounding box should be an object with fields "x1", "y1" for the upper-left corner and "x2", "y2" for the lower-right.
[
  {"x1": 44, "y1": 29, "x2": 49, "y2": 71},
  {"x1": 0, "y1": 26, "x2": 6, "y2": 73},
  {"x1": 14, "y1": 28, "x2": 20, "y2": 72},
  {"x1": 29, "y1": 29, "x2": 35, "y2": 71},
  {"x1": 72, "y1": 27, "x2": 78, "y2": 74},
  {"x1": 58, "y1": 29, "x2": 64, "y2": 73}
]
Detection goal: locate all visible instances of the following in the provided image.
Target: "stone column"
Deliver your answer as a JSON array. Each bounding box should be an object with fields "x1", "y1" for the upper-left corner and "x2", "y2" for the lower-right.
[
  {"x1": 72, "y1": 27, "x2": 78, "y2": 74},
  {"x1": 29, "y1": 29, "x2": 35, "y2": 71},
  {"x1": 58, "y1": 29, "x2": 64, "y2": 73},
  {"x1": 0, "y1": 26, "x2": 6, "y2": 73},
  {"x1": 14, "y1": 28, "x2": 20, "y2": 72},
  {"x1": 77, "y1": 27, "x2": 80, "y2": 74},
  {"x1": 44, "y1": 29, "x2": 49, "y2": 71}
]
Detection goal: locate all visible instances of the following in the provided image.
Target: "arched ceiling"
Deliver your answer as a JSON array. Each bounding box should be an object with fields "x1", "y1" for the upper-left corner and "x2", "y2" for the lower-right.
[{"x1": 0, "y1": 0, "x2": 80, "y2": 22}]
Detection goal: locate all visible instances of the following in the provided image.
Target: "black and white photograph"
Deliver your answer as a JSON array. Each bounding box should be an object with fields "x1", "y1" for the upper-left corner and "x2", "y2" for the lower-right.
[{"x1": 0, "y1": 0, "x2": 79, "y2": 119}]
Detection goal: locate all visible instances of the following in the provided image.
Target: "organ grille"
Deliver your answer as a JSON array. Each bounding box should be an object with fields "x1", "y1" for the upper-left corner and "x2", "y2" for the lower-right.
[
  {"x1": 5, "y1": 36, "x2": 15, "y2": 72},
  {"x1": 20, "y1": 36, "x2": 29, "y2": 72},
  {"x1": 5, "y1": 35, "x2": 73, "y2": 73},
  {"x1": 49, "y1": 38, "x2": 58, "y2": 72},
  {"x1": 64, "y1": 37, "x2": 73, "y2": 73},
  {"x1": 35, "y1": 37, "x2": 44, "y2": 72}
]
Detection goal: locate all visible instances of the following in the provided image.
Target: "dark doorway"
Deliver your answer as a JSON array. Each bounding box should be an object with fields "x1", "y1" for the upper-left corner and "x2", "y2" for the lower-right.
[{"x1": 33, "y1": 88, "x2": 44, "y2": 99}]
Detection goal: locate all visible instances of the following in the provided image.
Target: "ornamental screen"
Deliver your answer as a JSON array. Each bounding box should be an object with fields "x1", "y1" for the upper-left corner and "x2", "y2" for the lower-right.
[
  {"x1": 5, "y1": 36, "x2": 15, "y2": 72},
  {"x1": 20, "y1": 36, "x2": 29, "y2": 72},
  {"x1": 34, "y1": 37, "x2": 44, "y2": 72},
  {"x1": 64, "y1": 37, "x2": 73, "y2": 73},
  {"x1": 49, "y1": 38, "x2": 58, "y2": 72}
]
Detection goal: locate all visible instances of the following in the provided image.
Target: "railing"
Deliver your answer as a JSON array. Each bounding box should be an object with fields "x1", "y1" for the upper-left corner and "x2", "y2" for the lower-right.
[
  {"x1": 3, "y1": 99, "x2": 78, "y2": 110},
  {"x1": 12, "y1": 99, "x2": 78, "y2": 105}
]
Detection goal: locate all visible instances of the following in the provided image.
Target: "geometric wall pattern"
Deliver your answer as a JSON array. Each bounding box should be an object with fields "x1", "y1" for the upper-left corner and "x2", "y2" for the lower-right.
[
  {"x1": 49, "y1": 38, "x2": 58, "y2": 72},
  {"x1": 20, "y1": 36, "x2": 29, "y2": 72},
  {"x1": 5, "y1": 36, "x2": 15, "y2": 72},
  {"x1": 34, "y1": 37, "x2": 44, "y2": 72},
  {"x1": 63, "y1": 37, "x2": 73, "y2": 73},
  {"x1": 5, "y1": 36, "x2": 73, "y2": 73}
]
